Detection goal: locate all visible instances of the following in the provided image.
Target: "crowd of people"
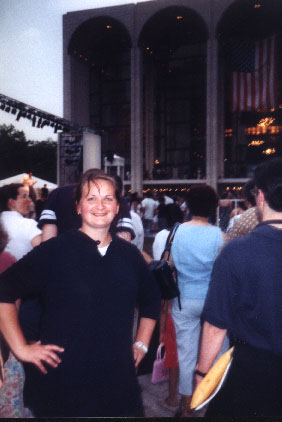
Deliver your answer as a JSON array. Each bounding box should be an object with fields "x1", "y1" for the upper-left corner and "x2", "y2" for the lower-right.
[{"x1": 0, "y1": 157, "x2": 281, "y2": 417}]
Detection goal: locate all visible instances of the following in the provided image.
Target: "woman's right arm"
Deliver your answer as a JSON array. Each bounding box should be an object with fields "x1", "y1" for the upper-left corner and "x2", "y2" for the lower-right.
[{"x1": 0, "y1": 302, "x2": 64, "y2": 374}]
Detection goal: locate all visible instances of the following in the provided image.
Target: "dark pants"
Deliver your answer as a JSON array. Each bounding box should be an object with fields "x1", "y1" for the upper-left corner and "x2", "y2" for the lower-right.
[{"x1": 206, "y1": 343, "x2": 282, "y2": 417}]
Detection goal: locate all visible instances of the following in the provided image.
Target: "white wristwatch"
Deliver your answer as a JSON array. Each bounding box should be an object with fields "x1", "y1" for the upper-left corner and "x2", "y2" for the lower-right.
[{"x1": 134, "y1": 341, "x2": 148, "y2": 353}]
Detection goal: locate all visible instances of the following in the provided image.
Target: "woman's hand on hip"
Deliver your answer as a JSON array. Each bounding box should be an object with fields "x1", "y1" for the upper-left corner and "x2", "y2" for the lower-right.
[{"x1": 17, "y1": 340, "x2": 64, "y2": 374}]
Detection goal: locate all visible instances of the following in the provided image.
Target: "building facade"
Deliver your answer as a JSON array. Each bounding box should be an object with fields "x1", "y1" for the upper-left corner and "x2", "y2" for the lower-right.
[{"x1": 63, "y1": 0, "x2": 282, "y2": 194}]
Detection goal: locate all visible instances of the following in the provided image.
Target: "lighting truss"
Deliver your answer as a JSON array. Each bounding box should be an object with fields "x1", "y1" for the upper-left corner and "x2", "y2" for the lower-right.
[{"x1": 0, "y1": 93, "x2": 81, "y2": 133}]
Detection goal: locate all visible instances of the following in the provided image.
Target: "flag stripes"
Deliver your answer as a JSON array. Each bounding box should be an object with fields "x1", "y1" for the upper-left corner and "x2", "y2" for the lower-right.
[{"x1": 231, "y1": 37, "x2": 277, "y2": 112}]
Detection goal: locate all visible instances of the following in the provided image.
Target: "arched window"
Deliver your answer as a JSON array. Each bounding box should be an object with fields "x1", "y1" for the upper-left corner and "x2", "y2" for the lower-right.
[{"x1": 139, "y1": 6, "x2": 208, "y2": 180}]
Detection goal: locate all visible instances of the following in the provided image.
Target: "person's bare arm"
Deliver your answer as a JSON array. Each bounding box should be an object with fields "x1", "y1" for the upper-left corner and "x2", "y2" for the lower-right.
[
  {"x1": 116, "y1": 231, "x2": 131, "y2": 242},
  {"x1": 42, "y1": 224, "x2": 58, "y2": 242},
  {"x1": 194, "y1": 321, "x2": 227, "y2": 387},
  {"x1": 159, "y1": 300, "x2": 168, "y2": 344},
  {"x1": 133, "y1": 317, "x2": 156, "y2": 367},
  {"x1": 141, "y1": 250, "x2": 152, "y2": 264},
  {"x1": 0, "y1": 303, "x2": 64, "y2": 374},
  {"x1": 31, "y1": 234, "x2": 42, "y2": 248}
]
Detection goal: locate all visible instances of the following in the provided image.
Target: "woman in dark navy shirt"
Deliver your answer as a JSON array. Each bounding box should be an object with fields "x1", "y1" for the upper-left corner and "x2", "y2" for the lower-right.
[{"x1": 0, "y1": 170, "x2": 160, "y2": 417}]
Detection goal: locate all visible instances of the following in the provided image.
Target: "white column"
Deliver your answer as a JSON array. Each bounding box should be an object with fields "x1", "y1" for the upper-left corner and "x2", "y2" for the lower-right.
[
  {"x1": 83, "y1": 129, "x2": 101, "y2": 171},
  {"x1": 206, "y1": 37, "x2": 219, "y2": 190},
  {"x1": 131, "y1": 46, "x2": 143, "y2": 194}
]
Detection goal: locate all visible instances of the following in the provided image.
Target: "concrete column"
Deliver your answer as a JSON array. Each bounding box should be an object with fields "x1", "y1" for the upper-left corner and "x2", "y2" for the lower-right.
[
  {"x1": 63, "y1": 52, "x2": 72, "y2": 121},
  {"x1": 144, "y1": 62, "x2": 154, "y2": 179},
  {"x1": 206, "y1": 37, "x2": 219, "y2": 190},
  {"x1": 131, "y1": 46, "x2": 143, "y2": 194},
  {"x1": 83, "y1": 129, "x2": 101, "y2": 171},
  {"x1": 71, "y1": 57, "x2": 90, "y2": 127},
  {"x1": 217, "y1": 54, "x2": 225, "y2": 179}
]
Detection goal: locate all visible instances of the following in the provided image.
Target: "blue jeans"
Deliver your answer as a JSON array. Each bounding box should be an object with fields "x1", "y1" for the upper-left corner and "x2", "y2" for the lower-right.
[{"x1": 172, "y1": 298, "x2": 229, "y2": 396}]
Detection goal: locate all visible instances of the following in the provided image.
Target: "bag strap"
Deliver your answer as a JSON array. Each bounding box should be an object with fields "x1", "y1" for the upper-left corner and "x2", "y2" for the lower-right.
[
  {"x1": 160, "y1": 223, "x2": 182, "y2": 311},
  {"x1": 160, "y1": 222, "x2": 181, "y2": 262},
  {"x1": 156, "y1": 343, "x2": 165, "y2": 360}
]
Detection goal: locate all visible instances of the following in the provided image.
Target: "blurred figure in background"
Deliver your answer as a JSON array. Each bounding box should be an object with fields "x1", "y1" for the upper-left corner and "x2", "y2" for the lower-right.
[
  {"x1": 218, "y1": 191, "x2": 235, "y2": 232},
  {"x1": 141, "y1": 191, "x2": 158, "y2": 235},
  {"x1": 0, "y1": 184, "x2": 41, "y2": 417},
  {"x1": 153, "y1": 204, "x2": 183, "y2": 411},
  {"x1": 226, "y1": 179, "x2": 260, "y2": 242},
  {"x1": 154, "y1": 194, "x2": 167, "y2": 232},
  {"x1": 152, "y1": 204, "x2": 183, "y2": 261},
  {"x1": 0, "y1": 184, "x2": 41, "y2": 259},
  {"x1": 130, "y1": 192, "x2": 142, "y2": 217},
  {"x1": 35, "y1": 186, "x2": 49, "y2": 222}
]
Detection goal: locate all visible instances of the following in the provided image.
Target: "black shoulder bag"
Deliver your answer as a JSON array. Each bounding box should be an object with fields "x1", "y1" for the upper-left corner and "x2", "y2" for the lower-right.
[{"x1": 148, "y1": 223, "x2": 181, "y2": 309}]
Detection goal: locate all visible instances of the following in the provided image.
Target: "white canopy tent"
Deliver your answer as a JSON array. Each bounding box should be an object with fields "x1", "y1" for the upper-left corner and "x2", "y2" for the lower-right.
[{"x1": 0, "y1": 174, "x2": 57, "y2": 190}]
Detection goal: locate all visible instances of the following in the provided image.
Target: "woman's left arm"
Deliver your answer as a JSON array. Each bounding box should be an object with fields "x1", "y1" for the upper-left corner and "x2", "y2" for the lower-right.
[{"x1": 133, "y1": 317, "x2": 156, "y2": 368}]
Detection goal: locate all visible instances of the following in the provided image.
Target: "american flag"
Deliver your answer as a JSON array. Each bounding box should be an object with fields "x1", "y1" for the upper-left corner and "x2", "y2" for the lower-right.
[{"x1": 230, "y1": 36, "x2": 277, "y2": 112}]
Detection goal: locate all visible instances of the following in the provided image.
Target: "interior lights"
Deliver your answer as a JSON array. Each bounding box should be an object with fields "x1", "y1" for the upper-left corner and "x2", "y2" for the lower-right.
[
  {"x1": 248, "y1": 140, "x2": 264, "y2": 146},
  {"x1": 257, "y1": 117, "x2": 275, "y2": 127},
  {"x1": 262, "y1": 148, "x2": 276, "y2": 155}
]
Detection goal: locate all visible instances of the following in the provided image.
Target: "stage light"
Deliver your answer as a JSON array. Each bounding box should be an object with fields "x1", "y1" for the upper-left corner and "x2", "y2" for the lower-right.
[
  {"x1": 5, "y1": 106, "x2": 10, "y2": 112},
  {"x1": 41, "y1": 120, "x2": 50, "y2": 128},
  {"x1": 16, "y1": 111, "x2": 22, "y2": 121},
  {"x1": 32, "y1": 116, "x2": 36, "y2": 127},
  {"x1": 11, "y1": 108, "x2": 17, "y2": 115},
  {"x1": 37, "y1": 117, "x2": 42, "y2": 128},
  {"x1": 0, "y1": 103, "x2": 5, "y2": 110}
]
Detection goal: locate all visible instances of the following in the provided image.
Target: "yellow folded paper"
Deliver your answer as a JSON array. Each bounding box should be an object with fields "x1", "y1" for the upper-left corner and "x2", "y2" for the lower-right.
[{"x1": 190, "y1": 346, "x2": 234, "y2": 410}]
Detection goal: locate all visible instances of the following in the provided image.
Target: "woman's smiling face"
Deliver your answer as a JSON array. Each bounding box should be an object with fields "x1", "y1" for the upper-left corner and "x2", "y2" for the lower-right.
[{"x1": 77, "y1": 179, "x2": 119, "y2": 232}]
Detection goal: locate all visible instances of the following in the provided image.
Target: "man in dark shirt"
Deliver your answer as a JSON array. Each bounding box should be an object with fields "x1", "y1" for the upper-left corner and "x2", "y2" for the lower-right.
[{"x1": 194, "y1": 158, "x2": 282, "y2": 417}]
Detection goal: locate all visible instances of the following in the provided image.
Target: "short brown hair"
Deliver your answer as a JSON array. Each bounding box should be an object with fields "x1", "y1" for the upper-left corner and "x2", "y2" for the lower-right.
[
  {"x1": 186, "y1": 185, "x2": 218, "y2": 218},
  {"x1": 74, "y1": 169, "x2": 121, "y2": 206},
  {"x1": 0, "y1": 183, "x2": 24, "y2": 212}
]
